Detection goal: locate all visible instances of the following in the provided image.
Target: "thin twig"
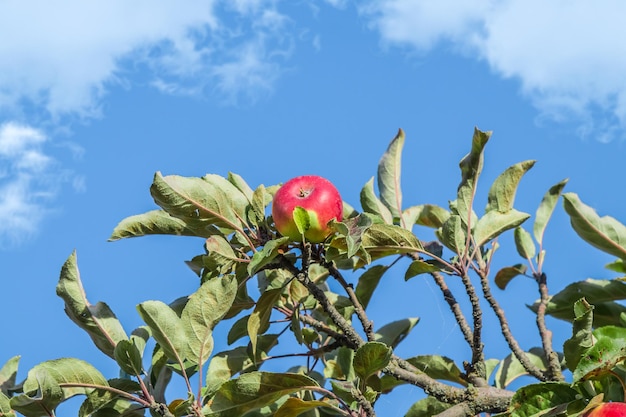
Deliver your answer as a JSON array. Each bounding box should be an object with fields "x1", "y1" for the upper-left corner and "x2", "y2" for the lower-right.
[
  {"x1": 476, "y1": 269, "x2": 547, "y2": 381},
  {"x1": 460, "y1": 272, "x2": 485, "y2": 380},
  {"x1": 326, "y1": 263, "x2": 376, "y2": 341},
  {"x1": 535, "y1": 272, "x2": 563, "y2": 381},
  {"x1": 429, "y1": 270, "x2": 474, "y2": 348}
]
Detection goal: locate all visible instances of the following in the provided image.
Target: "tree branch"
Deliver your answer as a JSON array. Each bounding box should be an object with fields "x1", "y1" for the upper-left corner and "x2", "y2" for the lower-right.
[
  {"x1": 476, "y1": 269, "x2": 547, "y2": 381},
  {"x1": 535, "y1": 272, "x2": 564, "y2": 381}
]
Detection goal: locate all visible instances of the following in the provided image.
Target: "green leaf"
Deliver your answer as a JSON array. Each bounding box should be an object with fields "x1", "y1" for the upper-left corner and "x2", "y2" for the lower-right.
[
  {"x1": 533, "y1": 179, "x2": 568, "y2": 246},
  {"x1": 228, "y1": 172, "x2": 254, "y2": 200},
  {"x1": 150, "y1": 172, "x2": 249, "y2": 234},
  {"x1": 459, "y1": 128, "x2": 491, "y2": 187},
  {"x1": 275, "y1": 397, "x2": 338, "y2": 417},
  {"x1": 360, "y1": 177, "x2": 393, "y2": 224},
  {"x1": 10, "y1": 358, "x2": 109, "y2": 417},
  {"x1": 249, "y1": 184, "x2": 270, "y2": 227},
  {"x1": 436, "y1": 215, "x2": 466, "y2": 254},
  {"x1": 606, "y1": 259, "x2": 626, "y2": 273},
  {"x1": 182, "y1": 275, "x2": 238, "y2": 367},
  {"x1": 204, "y1": 346, "x2": 253, "y2": 398},
  {"x1": 0, "y1": 356, "x2": 19, "y2": 396},
  {"x1": 203, "y1": 372, "x2": 319, "y2": 417},
  {"x1": 109, "y1": 209, "x2": 212, "y2": 241},
  {"x1": 228, "y1": 315, "x2": 250, "y2": 345},
  {"x1": 563, "y1": 298, "x2": 595, "y2": 372},
  {"x1": 514, "y1": 226, "x2": 536, "y2": 260},
  {"x1": 361, "y1": 223, "x2": 423, "y2": 255},
  {"x1": 374, "y1": 318, "x2": 419, "y2": 349},
  {"x1": 402, "y1": 204, "x2": 450, "y2": 230},
  {"x1": 113, "y1": 340, "x2": 143, "y2": 375},
  {"x1": 529, "y1": 279, "x2": 626, "y2": 327},
  {"x1": 573, "y1": 326, "x2": 626, "y2": 382},
  {"x1": 474, "y1": 209, "x2": 530, "y2": 247},
  {"x1": 494, "y1": 348, "x2": 550, "y2": 389},
  {"x1": 332, "y1": 214, "x2": 374, "y2": 258},
  {"x1": 137, "y1": 300, "x2": 187, "y2": 365},
  {"x1": 56, "y1": 251, "x2": 128, "y2": 359},
  {"x1": 377, "y1": 128, "x2": 405, "y2": 219},
  {"x1": 405, "y1": 396, "x2": 452, "y2": 417},
  {"x1": 406, "y1": 356, "x2": 467, "y2": 386},
  {"x1": 506, "y1": 382, "x2": 579, "y2": 417},
  {"x1": 405, "y1": 259, "x2": 440, "y2": 280},
  {"x1": 494, "y1": 264, "x2": 528, "y2": 290},
  {"x1": 0, "y1": 391, "x2": 15, "y2": 417},
  {"x1": 353, "y1": 342, "x2": 392, "y2": 381},
  {"x1": 248, "y1": 237, "x2": 290, "y2": 276},
  {"x1": 452, "y1": 183, "x2": 477, "y2": 228},
  {"x1": 563, "y1": 193, "x2": 626, "y2": 260},
  {"x1": 486, "y1": 160, "x2": 535, "y2": 213},
  {"x1": 248, "y1": 288, "x2": 282, "y2": 358},
  {"x1": 293, "y1": 207, "x2": 310, "y2": 238},
  {"x1": 354, "y1": 265, "x2": 388, "y2": 310}
]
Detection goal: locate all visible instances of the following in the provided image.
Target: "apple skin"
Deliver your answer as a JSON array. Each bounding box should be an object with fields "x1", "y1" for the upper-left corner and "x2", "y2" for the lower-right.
[
  {"x1": 272, "y1": 175, "x2": 343, "y2": 243},
  {"x1": 586, "y1": 402, "x2": 626, "y2": 417}
]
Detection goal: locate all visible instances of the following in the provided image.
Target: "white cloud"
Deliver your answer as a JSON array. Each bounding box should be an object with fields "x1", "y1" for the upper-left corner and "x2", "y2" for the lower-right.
[
  {"x1": 0, "y1": 0, "x2": 291, "y2": 118},
  {"x1": 363, "y1": 0, "x2": 626, "y2": 142},
  {"x1": 0, "y1": 123, "x2": 60, "y2": 246}
]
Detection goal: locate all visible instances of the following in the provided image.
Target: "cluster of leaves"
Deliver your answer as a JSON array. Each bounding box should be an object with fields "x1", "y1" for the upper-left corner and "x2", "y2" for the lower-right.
[{"x1": 2, "y1": 128, "x2": 626, "y2": 417}]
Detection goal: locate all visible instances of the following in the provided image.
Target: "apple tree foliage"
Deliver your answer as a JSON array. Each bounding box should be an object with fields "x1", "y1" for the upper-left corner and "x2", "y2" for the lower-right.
[{"x1": 3, "y1": 128, "x2": 626, "y2": 417}]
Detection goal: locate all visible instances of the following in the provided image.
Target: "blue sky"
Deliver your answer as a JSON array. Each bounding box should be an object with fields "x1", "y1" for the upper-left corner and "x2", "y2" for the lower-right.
[{"x1": 2, "y1": 1, "x2": 626, "y2": 415}]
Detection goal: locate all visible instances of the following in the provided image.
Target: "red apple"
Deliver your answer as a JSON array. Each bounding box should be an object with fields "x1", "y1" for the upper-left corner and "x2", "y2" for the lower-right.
[
  {"x1": 586, "y1": 402, "x2": 626, "y2": 417},
  {"x1": 272, "y1": 175, "x2": 343, "y2": 243}
]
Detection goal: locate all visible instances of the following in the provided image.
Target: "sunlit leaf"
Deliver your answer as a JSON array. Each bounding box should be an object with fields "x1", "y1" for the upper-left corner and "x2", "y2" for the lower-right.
[
  {"x1": 377, "y1": 128, "x2": 405, "y2": 219},
  {"x1": 353, "y1": 342, "x2": 392, "y2": 381},
  {"x1": 459, "y1": 128, "x2": 491, "y2": 188},
  {"x1": 361, "y1": 223, "x2": 423, "y2": 254},
  {"x1": 10, "y1": 359, "x2": 109, "y2": 417},
  {"x1": 248, "y1": 288, "x2": 282, "y2": 358},
  {"x1": 514, "y1": 226, "x2": 536, "y2": 260},
  {"x1": 56, "y1": 251, "x2": 128, "y2": 359},
  {"x1": 405, "y1": 396, "x2": 452, "y2": 417},
  {"x1": 506, "y1": 382, "x2": 578, "y2": 417},
  {"x1": 182, "y1": 275, "x2": 238, "y2": 367},
  {"x1": 374, "y1": 318, "x2": 419, "y2": 349},
  {"x1": 109, "y1": 209, "x2": 213, "y2": 241},
  {"x1": 150, "y1": 172, "x2": 249, "y2": 233},
  {"x1": 606, "y1": 259, "x2": 626, "y2": 273},
  {"x1": 0, "y1": 356, "x2": 19, "y2": 396},
  {"x1": 275, "y1": 397, "x2": 338, "y2": 417},
  {"x1": 436, "y1": 215, "x2": 466, "y2": 254},
  {"x1": 494, "y1": 348, "x2": 550, "y2": 389},
  {"x1": 204, "y1": 346, "x2": 252, "y2": 398},
  {"x1": 203, "y1": 372, "x2": 319, "y2": 417},
  {"x1": 405, "y1": 259, "x2": 440, "y2": 280},
  {"x1": 486, "y1": 160, "x2": 535, "y2": 213},
  {"x1": 533, "y1": 179, "x2": 568, "y2": 246},
  {"x1": 113, "y1": 340, "x2": 143, "y2": 376},
  {"x1": 563, "y1": 298, "x2": 594, "y2": 372},
  {"x1": 354, "y1": 265, "x2": 388, "y2": 310},
  {"x1": 137, "y1": 300, "x2": 187, "y2": 365},
  {"x1": 474, "y1": 209, "x2": 530, "y2": 247},
  {"x1": 228, "y1": 172, "x2": 254, "y2": 201},
  {"x1": 406, "y1": 356, "x2": 467, "y2": 386},
  {"x1": 332, "y1": 214, "x2": 374, "y2": 258},
  {"x1": 402, "y1": 204, "x2": 450, "y2": 230},
  {"x1": 360, "y1": 177, "x2": 393, "y2": 224},
  {"x1": 572, "y1": 326, "x2": 626, "y2": 382},
  {"x1": 495, "y1": 264, "x2": 528, "y2": 290},
  {"x1": 248, "y1": 237, "x2": 290, "y2": 276},
  {"x1": 562, "y1": 193, "x2": 626, "y2": 260},
  {"x1": 529, "y1": 279, "x2": 626, "y2": 327},
  {"x1": 0, "y1": 391, "x2": 15, "y2": 417}
]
